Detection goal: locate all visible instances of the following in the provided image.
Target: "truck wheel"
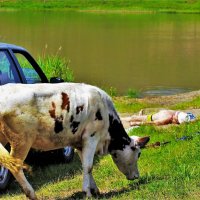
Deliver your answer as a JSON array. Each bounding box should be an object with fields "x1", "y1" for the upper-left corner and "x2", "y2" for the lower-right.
[
  {"x1": 62, "y1": 147, "x2": 74, "y2": 163},
  {"x1": 0, "y1": 166, "x2": 12, "y2": 190}
]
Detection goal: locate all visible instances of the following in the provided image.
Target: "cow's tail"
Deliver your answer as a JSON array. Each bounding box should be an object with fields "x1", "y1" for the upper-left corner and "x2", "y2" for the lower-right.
[{"x1": 0, "y1": 143, "x2": 31, "y2": 173}]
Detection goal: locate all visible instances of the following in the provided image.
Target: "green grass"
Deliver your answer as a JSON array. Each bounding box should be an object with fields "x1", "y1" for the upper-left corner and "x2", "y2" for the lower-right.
[
  {"x1": 113, "y1": 97, "x2": 153, "y2": 113},
  {"x1": 1, "y1": 121, "x2": 200, "y2": 199},
  {"x1": 114, "y1": 94, "x2": 200, "y2": 114},
  {"x1": 172, "y1": 96, "x2": 200, "y2": 110},
  {"x1": 2, "y1": 94, "x2": 200, "y2": 199},
  {"x1": 1, "y1": 0, "x2": 200, "y2": 13}
]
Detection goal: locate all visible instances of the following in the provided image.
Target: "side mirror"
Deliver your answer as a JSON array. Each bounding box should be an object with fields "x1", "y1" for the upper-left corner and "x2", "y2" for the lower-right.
[{"x1": 50, "y1": 77, "x2": 64, "y2": 83}]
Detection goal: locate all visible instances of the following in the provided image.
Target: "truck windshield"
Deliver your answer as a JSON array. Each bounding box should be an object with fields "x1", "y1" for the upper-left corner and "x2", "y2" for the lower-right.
[
  {"x1": 14, "y1": 52, "x2": 42, "y2": 84},
  {"x1": 0, "y1": 50, "x2": 20, "y2": 85}
]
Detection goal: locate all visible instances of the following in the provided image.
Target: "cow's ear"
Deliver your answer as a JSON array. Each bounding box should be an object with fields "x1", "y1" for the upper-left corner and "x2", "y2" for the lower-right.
[{"x1": 131, "y1": 136, "x2": 150, "y2": 148}]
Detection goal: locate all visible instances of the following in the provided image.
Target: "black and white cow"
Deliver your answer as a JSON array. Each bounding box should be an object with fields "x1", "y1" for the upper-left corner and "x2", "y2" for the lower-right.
[{"x1": 0, "y1": 83, "x2": 149, "y2": 199}]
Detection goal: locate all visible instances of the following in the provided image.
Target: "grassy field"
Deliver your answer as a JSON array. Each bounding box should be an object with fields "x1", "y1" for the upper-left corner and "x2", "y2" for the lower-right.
[
  {"x1": 0, "y1": 0, "x2": 200, "y2": 13},
  {"x1": 1, "y1": 93, "x2": 200, "y2": 199}
]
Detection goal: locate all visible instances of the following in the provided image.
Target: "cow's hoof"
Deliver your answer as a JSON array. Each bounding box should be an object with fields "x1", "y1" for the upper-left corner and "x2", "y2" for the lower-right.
[
  {"x1": 83, "y1": 190, "x2": 92, "y2": 198},
  {"x1": 91, "y1": 187, "x2": 100, "y2": 196}
]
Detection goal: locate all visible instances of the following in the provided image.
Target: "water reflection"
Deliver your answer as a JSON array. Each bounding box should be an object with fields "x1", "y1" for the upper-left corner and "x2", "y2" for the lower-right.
[
  {"x1": 0, "y1": 11, "x2": 200, "y2": 95},
  {"x1": 141, "y1": 87, "x2": 192, "y2": 97}
]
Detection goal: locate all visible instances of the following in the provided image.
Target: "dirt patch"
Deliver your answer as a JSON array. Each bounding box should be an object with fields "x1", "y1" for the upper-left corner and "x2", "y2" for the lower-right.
[{"x1": 139, "y1": 90, "x2": 200, "y2": 106}]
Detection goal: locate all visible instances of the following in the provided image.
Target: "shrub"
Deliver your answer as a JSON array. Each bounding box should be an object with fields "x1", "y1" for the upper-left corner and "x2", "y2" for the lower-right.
[
  {"x1": 37, "y1": 55, "x2": 74, "y2": 82},
  {"x1": 126, "y1": 88, "x2": 140, "y2": 98}
]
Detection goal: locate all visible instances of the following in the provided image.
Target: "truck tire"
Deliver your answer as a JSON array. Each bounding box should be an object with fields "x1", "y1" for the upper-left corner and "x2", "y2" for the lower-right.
[
  {"x1": 62, "y1": 147, "x2": 74, "y2": 163},
  {"x1": 0, "y1": 166, "x2": 12, "y2": 190}
]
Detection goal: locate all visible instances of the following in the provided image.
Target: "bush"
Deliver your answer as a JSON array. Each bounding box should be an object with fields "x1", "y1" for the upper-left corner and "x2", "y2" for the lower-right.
[
  {"x1": 37, "y1": 53, "x2": 74, "y2": 82},
  {"x1": 126, "y1": 88, "x2": 140, "y2": 98}
]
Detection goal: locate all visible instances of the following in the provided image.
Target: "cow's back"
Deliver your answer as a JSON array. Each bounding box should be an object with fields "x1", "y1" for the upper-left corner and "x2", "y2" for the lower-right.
[{"x1": 0, "y1": 83, "x2": 116, "y2": 152}]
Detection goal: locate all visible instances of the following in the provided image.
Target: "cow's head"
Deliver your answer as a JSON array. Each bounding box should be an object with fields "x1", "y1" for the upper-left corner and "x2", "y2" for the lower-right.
[{"x1": 111, "y1": 136, "x2": 149, "y2": 180}]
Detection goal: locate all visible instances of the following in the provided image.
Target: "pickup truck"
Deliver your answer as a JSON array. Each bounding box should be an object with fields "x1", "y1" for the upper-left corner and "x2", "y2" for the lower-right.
[{"x1": 0, "y1": 43, "x2": 74, "y2": 190}]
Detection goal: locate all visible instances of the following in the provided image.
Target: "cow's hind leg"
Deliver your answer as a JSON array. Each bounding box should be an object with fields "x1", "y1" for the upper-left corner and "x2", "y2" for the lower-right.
[
  {"x1": 9, "y1": 141, "x2": 37, "y2": 200},
  {"x1": 1, "y1": 121, "x2": 37, "y2": 199}
]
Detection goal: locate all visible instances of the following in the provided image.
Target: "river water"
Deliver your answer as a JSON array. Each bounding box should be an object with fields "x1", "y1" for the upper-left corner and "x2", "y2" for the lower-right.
[{"x1": 1, "y1": 10, "x2": 200, "y2": 96}]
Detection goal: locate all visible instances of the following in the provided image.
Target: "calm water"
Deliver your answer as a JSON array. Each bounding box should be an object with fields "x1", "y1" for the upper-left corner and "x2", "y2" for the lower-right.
[{"x1": 1, "y1": 11, "x2": 200, "y2": 95}]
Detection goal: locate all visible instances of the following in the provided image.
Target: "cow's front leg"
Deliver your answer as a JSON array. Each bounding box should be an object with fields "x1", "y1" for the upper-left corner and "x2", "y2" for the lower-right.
[
  {"x1": 77, "y1": 149, "x2": 99, "y2": 195},
  {"x1": 80, "y1": 136, "x2": 99, "y2": 197},
  {"x1": 89, "y1": 173, "x2": 100, "y2": 195}
]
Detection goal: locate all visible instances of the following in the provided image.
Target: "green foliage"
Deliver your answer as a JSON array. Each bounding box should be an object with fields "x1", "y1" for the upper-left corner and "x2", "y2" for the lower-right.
[
  {"x1": 37, "y1": 55, "x2": 74, "y2": 82},
  {"x1": 113, "y1": 96, "x2": 158, "y2": 113},
  {"x1": 114, "y1": 99, "x2": 147, "y2": 113},
  {"x1": 171, "y1": 96, "x2": 200, "y2": 110},
  {"x1": 126, "y1": 88, "x2": 140, "y2": 98}
]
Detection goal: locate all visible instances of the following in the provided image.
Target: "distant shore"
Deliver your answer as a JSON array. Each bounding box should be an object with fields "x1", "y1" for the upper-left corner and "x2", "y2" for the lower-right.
[{"x1": 0, "y1": 0, "x2": 200, "y2": 14}]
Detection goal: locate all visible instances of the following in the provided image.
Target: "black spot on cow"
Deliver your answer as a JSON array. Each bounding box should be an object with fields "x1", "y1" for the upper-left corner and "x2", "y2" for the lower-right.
[
  {"x1": 131, "y1": 146, "x2": 136, "y2": 151},
  {"x1": 108, "y1": 115, "x2": 131, "y2": 152},
  {"x1": 54, "y1": 115, "x2": 64, "y2": 133},
  {"x1": 70, "y1": 120, "x2": 80, "y2": 134},
  {"x1": 90, "y1": 132, "x2": 96, "y2": 137},
  {"x1": 95, "y1": 109, "x2": 103, "y2": 120},
  {"x1": 87, "y1": 166, "x2": 93, "y2": 174},
  {"x1": 76, "y1": 105, "x2": 84, "y2": 115},
  {"x1": 69, "y1": 115, "x2": 80, "y2": 134},
  {"x1": 138, "y1": 152, "x2": 141, "y2": 158},
  {"x1": 70, "y1": 115, "x2": 74, "y2": 123},
  {"x1": 113, "y1": 153, "x2": 117, "y2": 158}
]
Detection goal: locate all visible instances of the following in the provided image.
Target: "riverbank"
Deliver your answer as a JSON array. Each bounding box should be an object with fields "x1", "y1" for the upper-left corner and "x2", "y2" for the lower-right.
[
  {"x1": 0, "y1": 0, "x2": 200, "y2": 13},
  {"x1": 114, "y1": 89, "x2": 200, "y2": 115}
]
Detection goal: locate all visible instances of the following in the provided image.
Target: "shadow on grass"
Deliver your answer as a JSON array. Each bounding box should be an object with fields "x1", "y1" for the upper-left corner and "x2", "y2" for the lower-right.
[
  {"x1": 1, "y1": 153, "x2": 101, "y2": 197},
  {"x1": 1, "y1": 153, "x2": 161, "y2": 199},
  {"x1": 58, "y1": 186, "x2": 140, "y2": 200},
  {"x1": 59, "y1": 174, "x2": 163, "y2": 199}
]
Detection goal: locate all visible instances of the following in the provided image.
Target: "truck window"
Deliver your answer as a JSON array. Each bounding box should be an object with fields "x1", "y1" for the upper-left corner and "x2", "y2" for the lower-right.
[
  {"x1": 14, "y1": 53, "x2": 42, "y2": 84},
  {"x1": 0, "y1": 50, "x2": 20, "y2": 85}
]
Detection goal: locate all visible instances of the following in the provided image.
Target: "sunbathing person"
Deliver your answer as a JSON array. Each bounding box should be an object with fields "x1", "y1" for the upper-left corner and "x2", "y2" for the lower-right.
[{"x1": 126, "y1": 110, "x2": 195, "y2": 126}]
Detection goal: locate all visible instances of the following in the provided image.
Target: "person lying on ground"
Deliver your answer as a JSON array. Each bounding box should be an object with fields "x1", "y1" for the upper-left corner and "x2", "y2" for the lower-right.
[{"x1": 125, "y1": 109, "x2": 196, "y2": 126}]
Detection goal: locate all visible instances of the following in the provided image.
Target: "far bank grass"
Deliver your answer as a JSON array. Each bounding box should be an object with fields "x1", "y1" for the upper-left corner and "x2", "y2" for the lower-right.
[
  {"x1": 1, "y1": 0, "x2": 200, "y2": 13},
  {"x1": 114, "y1": 95, "x2": 200, "y2": 113}
]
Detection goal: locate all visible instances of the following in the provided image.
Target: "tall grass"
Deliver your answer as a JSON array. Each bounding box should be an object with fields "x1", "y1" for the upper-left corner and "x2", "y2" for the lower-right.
[
  {"x1": 37, "y1": 55, "x2": 74, "y2": 82},
  {"x1": 37, "y1": 45, "x2": 74, "y2": 82},
  {"x1": 126, "y1": 88, "x2": 140, "y2": 98}
]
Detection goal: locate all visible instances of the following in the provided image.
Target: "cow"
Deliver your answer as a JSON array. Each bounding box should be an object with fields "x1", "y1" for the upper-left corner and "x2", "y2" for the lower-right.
[{"x1": 0, "y1": 83, "x2": 149, "y2": 199}]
